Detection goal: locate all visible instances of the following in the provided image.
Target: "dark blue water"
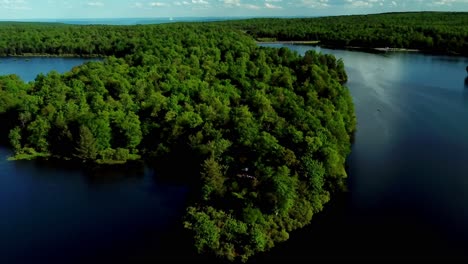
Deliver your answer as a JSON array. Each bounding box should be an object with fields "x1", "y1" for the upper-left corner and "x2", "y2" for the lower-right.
[
  {"x1": 253, "y1": 44, "x2": 468, "y2": 261},
  {"x1": 0, "y1": 57, "x2": 100, "y2": 82},
  {"x1": 0, "y1": 151, "x2": 188, "y2": 264}
]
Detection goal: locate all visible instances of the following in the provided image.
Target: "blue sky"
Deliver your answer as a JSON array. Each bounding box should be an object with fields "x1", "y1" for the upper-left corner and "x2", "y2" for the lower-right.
[{"x1": 0, "y1": 0, "x2": 467, "y2": 19}]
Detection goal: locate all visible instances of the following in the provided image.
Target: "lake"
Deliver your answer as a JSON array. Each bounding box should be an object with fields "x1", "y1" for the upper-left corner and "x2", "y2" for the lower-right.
[{"x1": 1, "y1": 49, "x2": 468, "y2": 263}]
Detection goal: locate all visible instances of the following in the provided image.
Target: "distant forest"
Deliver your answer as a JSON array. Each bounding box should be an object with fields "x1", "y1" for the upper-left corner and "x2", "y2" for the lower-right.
[
  {"x1": 218, "y1": 12, "x2": 468, "y2": 56},
  {"x1": 0, "y1": 12, "x2": 466, "y2": 57}
]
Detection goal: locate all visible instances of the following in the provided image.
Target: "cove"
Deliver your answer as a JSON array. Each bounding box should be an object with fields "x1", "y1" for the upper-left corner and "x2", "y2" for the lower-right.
[{"x1": 0, "y1": 57, "x2": 103, "y2": 82}]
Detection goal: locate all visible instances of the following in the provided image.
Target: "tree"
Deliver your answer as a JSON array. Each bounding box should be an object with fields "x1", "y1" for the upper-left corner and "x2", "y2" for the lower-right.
[
  {"x1": 8, "y1": 127, "x2": 22, "y2": 153},
  {"x1": 74, "y1": 125, "x2": 97, "y2": 161},
  {"x1": 201, "y1": 157, "x2": 226, "y2": 200},
  {"x1": 184, "y1": 206, "x2": 221, "y2": 253}
]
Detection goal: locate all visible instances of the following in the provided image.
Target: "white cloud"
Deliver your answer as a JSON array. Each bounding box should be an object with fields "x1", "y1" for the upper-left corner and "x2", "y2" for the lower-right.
[
  {"x1": 223, "y1": 0, "x2": 262, "y2": 9},
  {"x1": 48, "y1": 0, "x2": 73, "y2": 8},
  {"x1": 192, "y1": 0, "x2": 209, "y2": 4},
  {"x1": 301, "y1": 0, "x2": 329, "y2": 8},
  {"x1": 343, "y1": 0, "x2": 389, "y2": 8},
  {"x1": 87, "y1": 1, "x2": 104, "y2": 7},
  {"x1": 245, "y1": 3, "x2": 260, "y2": 9},
  {"x1": 131, "y1": 1, "x2": 171, "y2": 9},
  {"x1": 223, "y1": 0, "x2": 240, "y2": 6},
  {"x1": 349, "y1": 0, "x2": 372, "y2": 7},
  {"x1": 340, "y1": 0, "x2": 468, "y2": 9},
  {"x1": 132, "y1": 2, "x2": 143, "y2": 8},
  {"x1": 430, "y1": 0, "x2": 468, "y2": 5},
  {"x1": 0, "y1": 0, "x2": 31, "y2": 10},
  {"x1": 149, "y1": 2, "x2": 168, "y2": 7},
  {"x1": 265, "y1": 2, "x2": 282, "y2": 9}
]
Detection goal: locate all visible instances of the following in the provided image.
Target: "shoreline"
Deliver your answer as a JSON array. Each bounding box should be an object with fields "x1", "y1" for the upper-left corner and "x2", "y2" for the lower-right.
[
  {"x1": 338, "y1": 46, "x2": 421, "y2": 54},
  {"x1": 0, "y1": 46, "x2": 463, "y2": 59},
  {"x1": 257, "y1": 40, "x2": 320, "y2": 45},
  {"x1": 258, "y1": 41, "x2": 420, "y2": 53},
  {"x1": 339, "y1": 46, "x2": 465, "y2": 57},
  {"x1": 0, "y1": 53, "x2": 104, "y2": 58},
  {"x1": 257, "y1": 40, "x2": 466, "y2": 57}
]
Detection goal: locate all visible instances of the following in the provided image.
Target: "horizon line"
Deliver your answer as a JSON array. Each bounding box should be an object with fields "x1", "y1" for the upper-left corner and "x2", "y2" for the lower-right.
[{"x1": 0, "y1": 11, "x2": 464, "y2": 21}]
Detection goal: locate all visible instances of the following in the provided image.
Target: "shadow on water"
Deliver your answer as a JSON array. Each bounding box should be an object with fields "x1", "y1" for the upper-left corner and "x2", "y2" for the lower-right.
[
  {"x1": 5, "y1": 153, "x2": 198, "y2": 264},
  {"x1": 22, "y1": 157, "x2": 147, "y2": 185},
  {"x1": 84, "y1": 160, "x2": 212, "y2": 264},
  {"x1": 249, "y1": 195, "x2": 468, "y2": 263},
  {"x1": 247, "y1": 151, "x2": 468, "y2": 263},
  {"x1": 463, "y1": 77, "x2": 468, "y2": 104}
]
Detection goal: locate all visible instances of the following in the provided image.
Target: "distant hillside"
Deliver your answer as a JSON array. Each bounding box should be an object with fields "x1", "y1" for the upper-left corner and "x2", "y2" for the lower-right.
[{"x1": 215, "y1": 12, "x2": 468, "y2": 56}]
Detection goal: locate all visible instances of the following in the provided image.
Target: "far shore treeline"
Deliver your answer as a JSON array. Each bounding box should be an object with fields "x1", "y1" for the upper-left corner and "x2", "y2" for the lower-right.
[
  {"x1": 0, "y1": 12, "x2": 465, "y2": 57},
  {"x1": 217, "y1": 12, "x2": 468, "y2": 56},
  {"x1": 0, "y1": 11, "x2": 465, "y2": 262}
]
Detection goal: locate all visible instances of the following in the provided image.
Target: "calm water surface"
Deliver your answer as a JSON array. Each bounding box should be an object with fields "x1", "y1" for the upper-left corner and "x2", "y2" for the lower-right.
[
  {"x1": 1, "y1": 50, "x2": 468, "y2": 262},
  {"x1": 0, "y1": 57, "x2": 101, "y2": 82}
]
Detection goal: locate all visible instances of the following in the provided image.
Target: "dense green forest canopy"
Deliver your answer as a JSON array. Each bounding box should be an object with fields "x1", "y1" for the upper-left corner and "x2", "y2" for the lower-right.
[
  {"x1": 0, "y1": 18, "x2": 354, "y2": 262},
  {"x1": 0, "y1": 22, "x2": 143, "y2": 57},
  {"x1": 217, "y1": 12, "x2": 468, "y2": 56},
  {"x1": 0, "y1": 12, "x2": 466, "y2": 57}
]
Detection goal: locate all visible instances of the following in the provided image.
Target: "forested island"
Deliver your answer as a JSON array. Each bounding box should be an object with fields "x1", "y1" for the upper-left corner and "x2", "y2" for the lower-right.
[
  {"x1": 0, "y1": 11, "x2": 465, "y2": 262},
  {"x1": 0, "y1": 22, "x2": 355, "y2": 261}
]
